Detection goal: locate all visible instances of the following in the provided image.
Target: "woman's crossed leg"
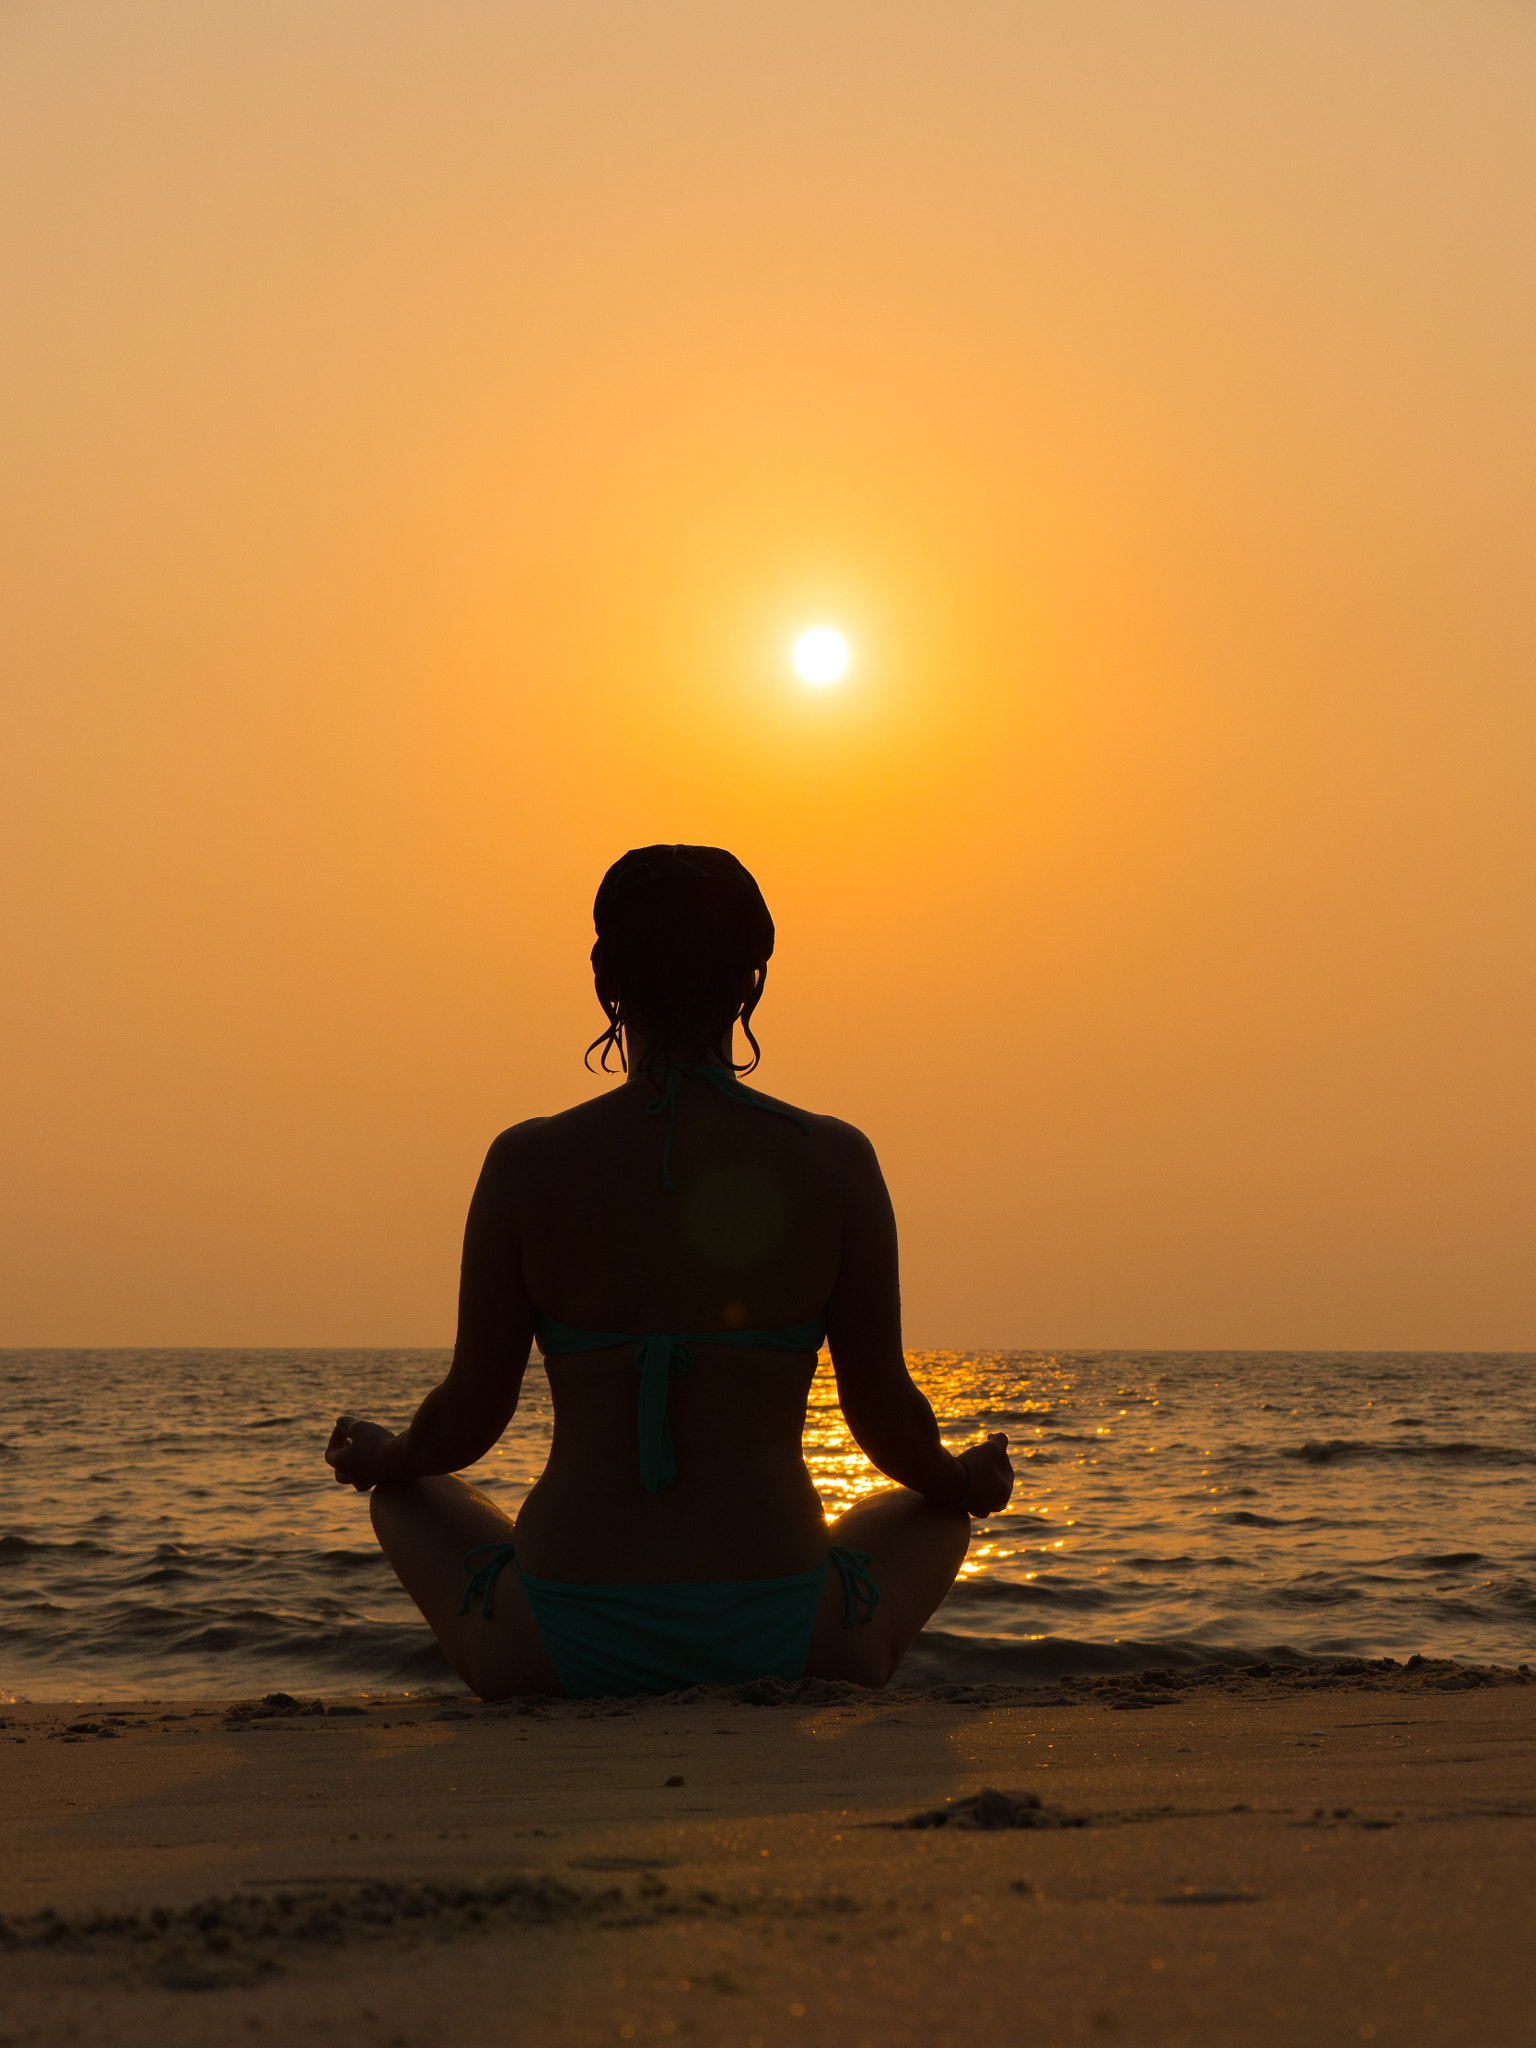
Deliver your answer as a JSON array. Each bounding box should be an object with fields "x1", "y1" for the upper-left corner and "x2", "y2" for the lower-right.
[
  {"x1": 805, "y1": 1487, "x2": 970, "y2": 1686},
  {"x1": 370, "y1": 1476, "x2": 565, "y2": 1699},
  {"x1": 370, "y1": 1476, "x2": 970, "y2": 1701}
]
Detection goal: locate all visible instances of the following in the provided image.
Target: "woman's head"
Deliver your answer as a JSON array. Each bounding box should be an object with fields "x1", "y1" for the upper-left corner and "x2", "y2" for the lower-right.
[{"x1": 587, "y1": 845, "x2": 774, "y2": 1077}]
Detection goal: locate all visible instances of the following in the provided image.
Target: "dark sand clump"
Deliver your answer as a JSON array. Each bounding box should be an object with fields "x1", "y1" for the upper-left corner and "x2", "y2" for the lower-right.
[{"x1": 896, "y1": 1786, "x2": 1090, "y2": 1830}]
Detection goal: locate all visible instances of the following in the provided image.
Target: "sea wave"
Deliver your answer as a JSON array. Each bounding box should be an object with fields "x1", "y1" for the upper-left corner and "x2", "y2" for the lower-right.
[
  {"x1": 0, "y1": 1534, "x2": 111, "y2": 1559},
  {"x1": 893, "y1": 1628, "x2": 1290, "y2": 1687},
  {"x1": 941, "y1": 1578, "x2": 1120, "y2": 1612},
  {"x1": 1264, "y1": 1580, "x2": 1368, "y2": 1609},
  {"x1": 1396, "y1": 1551, "x2": 1485, "y2": 1569},
  {"x1": 1217, "y1": 1510, "x2": 1371, "y2": 1530},
  {"x1": 0, "y1": 1605, "x2": 455, "y2": 1698},
  {"x1": 1219, "y1": 1510, "x2": 1308, "y2": 1528},
  {"x1": 1285, "y1": 1438, "x2": 1536, "y2": 1467},
  {"x1": 0, "y1": 1613, "x2": 1312, "y2": 1700}
]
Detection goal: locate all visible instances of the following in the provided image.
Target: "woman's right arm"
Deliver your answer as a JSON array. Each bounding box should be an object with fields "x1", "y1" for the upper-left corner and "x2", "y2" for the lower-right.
[
  {"x1": 822, "y1": 1124, "x2": 1013, "y2": 1515},
  {"x1": 326, "y1": 1124, "x2": 540, "y2": 1490}
]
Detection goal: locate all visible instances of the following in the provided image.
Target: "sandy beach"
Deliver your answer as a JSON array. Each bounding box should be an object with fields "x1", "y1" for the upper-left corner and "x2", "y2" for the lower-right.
[{"x1": 4, "y1": 1660, "x2": 1532, "y2": 2047}]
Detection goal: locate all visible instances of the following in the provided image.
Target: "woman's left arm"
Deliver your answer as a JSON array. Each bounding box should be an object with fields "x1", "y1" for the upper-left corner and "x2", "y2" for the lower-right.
[{"x1": 326, "y1": 1125, "x2": 540, "y2": 1491}]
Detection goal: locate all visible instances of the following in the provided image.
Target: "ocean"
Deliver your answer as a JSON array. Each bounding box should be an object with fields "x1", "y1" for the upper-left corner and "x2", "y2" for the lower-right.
[{"x1": 2, "y1": 1348, "x2": 1532, "y2": 1700}]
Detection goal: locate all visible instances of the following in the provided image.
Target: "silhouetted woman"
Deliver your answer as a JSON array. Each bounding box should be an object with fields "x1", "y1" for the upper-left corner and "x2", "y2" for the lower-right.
[{"x1": 325, "y1": 845, "x2": 1012, "y2": 1696}]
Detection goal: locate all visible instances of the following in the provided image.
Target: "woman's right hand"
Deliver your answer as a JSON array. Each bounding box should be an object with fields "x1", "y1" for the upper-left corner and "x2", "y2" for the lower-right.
[
  {"x1": 325, "y1": 1415, "x2": 398, "y2": 1491},
  {"x1": 955, "y1": 1432, "x2": 1014, "y2": 1516}
]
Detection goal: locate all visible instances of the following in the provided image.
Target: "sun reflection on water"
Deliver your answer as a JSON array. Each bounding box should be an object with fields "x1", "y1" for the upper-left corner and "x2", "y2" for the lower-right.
[{"x1": 804, "y1": 1349, "x2": 1069, "y2": 1584}]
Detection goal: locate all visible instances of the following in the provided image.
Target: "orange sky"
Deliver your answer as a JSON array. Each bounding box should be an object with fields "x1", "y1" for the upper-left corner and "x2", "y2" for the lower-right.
[{"x1": 3, "y1": 2, "x2": 1534, "y2": 1349}]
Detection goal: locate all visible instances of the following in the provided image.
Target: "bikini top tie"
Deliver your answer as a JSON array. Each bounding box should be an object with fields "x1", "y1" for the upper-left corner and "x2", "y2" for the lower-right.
[
  {"x1": 535, "y1": 1065, "x2": 824, "y2": 1492},
  {"x1": 535, "y1": 1316, "x2": 828, "y2": 1492}
]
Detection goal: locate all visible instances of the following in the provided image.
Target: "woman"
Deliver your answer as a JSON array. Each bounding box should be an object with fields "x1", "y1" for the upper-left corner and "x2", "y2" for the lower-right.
[{"x1": 326, "y1": 844, "x2": 1013, "y2": 1698}]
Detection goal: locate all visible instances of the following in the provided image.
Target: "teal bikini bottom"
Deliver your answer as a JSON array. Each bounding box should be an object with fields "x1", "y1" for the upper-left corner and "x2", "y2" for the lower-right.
[{"x1": 457, "y1": 1542, "x2": 880, "y2": 1699}]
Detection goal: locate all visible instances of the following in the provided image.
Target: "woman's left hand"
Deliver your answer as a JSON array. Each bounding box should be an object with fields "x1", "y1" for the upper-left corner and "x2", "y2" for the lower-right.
[{"x1": 325, "y1": 1415, "x2": 397, "y2": 1491}]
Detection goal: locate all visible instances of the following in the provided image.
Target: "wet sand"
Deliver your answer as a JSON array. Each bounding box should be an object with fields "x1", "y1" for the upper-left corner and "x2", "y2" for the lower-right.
[{"x1": 3, "y1": 1662, "x2": 1533, "y2": 2047}]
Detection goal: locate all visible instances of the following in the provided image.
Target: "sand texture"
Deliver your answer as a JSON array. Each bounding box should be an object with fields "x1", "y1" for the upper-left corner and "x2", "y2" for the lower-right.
[{"x1": 3, "y1": 1662, "x2": 1534, "y2": 2047}]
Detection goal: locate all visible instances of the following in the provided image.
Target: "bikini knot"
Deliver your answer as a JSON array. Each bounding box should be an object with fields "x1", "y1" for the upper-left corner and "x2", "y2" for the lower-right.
[{"x1": 634, "y1": 1332, "x2": 695, "y2": 1493}]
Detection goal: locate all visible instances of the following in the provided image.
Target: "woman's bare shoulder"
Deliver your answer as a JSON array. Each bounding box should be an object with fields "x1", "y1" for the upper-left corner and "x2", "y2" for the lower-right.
[
  {"x1": 735, "y1": 1088, "x2": 885, "y2": 1181},
  {"x1": 476, "y1": 1091, "x2": 627, "y2": 1177},
  {"x1": 811, "y1": 1115, "x2": 889, "y2": 1205},
  {"x1": 807, "y1": 1109, "x2": 879, "y2": 1156}
]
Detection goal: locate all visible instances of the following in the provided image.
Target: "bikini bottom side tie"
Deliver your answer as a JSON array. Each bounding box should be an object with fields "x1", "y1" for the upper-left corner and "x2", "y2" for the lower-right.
[
  {"x1": 827, "y1": 1545, "x2": 881, "y2": 1628},
  {"x1": 457, "y1": 1541, "x2": 519, "y2": 1620}
]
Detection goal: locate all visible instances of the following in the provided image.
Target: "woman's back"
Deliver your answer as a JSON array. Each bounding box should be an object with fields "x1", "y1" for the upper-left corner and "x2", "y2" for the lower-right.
[
  {"x1": 503, "y1": 1070, "x2": 860, "y2": 1582},
  {"x1": 516, "y1": 1073, "x2": 843, "y2": 1332}
]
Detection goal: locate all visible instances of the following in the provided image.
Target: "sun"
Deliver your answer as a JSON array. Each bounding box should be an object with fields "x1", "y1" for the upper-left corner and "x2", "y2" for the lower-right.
[{"x1": 791, "y1": 625, "x2": 850, "y2": 686}]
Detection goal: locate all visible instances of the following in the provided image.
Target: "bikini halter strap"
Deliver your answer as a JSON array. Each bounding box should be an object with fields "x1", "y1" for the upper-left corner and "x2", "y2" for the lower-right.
[{"x1": 643, "y1": 1063, "x2": 812, "y2": 1191}]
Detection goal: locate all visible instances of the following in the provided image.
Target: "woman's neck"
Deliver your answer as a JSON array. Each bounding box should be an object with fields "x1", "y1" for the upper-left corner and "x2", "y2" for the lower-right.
[{"x1": 620, "y1": 1030, "x2": 735, "y2": 1086}]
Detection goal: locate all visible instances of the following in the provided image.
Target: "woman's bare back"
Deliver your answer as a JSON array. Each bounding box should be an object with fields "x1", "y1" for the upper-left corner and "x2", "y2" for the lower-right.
[{"x1": 479, "y1": 1072, "x2": 866, "y2": 1582}]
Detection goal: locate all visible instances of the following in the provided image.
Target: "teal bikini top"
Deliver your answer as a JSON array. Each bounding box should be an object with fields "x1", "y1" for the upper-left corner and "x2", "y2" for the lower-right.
[{"x1": 534, "y1": 1063, "x2": 825, "y2": 1494}]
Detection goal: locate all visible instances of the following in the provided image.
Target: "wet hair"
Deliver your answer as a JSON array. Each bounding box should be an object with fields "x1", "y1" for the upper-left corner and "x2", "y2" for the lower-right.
[{"x1": 586, "y1": 845, "x2": 774, "y2": 1078}]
